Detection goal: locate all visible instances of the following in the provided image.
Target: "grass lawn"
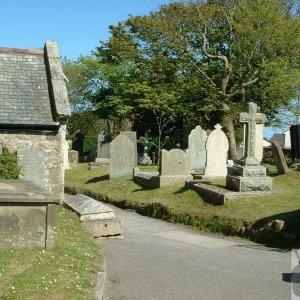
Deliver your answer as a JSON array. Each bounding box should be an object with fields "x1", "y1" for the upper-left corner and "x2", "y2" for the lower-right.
[
  {"x1": 65, "y1": 163, "x2": 300, "y2": 247},
  {"x1": 0, "y1": 206, "x2": 102, "y2": 300}
]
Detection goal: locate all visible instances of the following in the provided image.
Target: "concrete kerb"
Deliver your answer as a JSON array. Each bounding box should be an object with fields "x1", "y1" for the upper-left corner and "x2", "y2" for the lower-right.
[{"x1": 94, "y1": 257, "x2": 107, "y2": 300}]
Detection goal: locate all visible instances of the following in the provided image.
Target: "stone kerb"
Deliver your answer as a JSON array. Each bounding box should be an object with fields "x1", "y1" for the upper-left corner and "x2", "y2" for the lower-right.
[
  {"x1": 188, "y1": 125, "x2": 207, "y2": 170},
  {"x1": 158, "y1": 149, "x2": 193, "y2": 186},
  {"x1": 110, "y1": 134, "x2": 135, "y2": 179},
  {"x1": 204, "y1": 124, "x2": 229, "y2": 177}
]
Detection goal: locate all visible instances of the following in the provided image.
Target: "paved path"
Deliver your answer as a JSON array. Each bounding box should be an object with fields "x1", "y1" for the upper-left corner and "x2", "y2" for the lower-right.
[{"x1": 97, "y1": 205, "x2": 292, "y2": 300}]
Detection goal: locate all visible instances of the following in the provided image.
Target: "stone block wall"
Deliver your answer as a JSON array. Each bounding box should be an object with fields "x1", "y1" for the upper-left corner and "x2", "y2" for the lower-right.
[{"x1": 0, "y1": 126, "x2": 65, "y2": 200}]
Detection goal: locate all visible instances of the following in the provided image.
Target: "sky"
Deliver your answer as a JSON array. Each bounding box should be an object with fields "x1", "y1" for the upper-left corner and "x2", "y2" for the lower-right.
[
  {"x1": 0, "y1": 0, "x2": 284, "y2": 138},
  {"x1": 0, "y1": 0, "x2": 171, "y2": 59}
]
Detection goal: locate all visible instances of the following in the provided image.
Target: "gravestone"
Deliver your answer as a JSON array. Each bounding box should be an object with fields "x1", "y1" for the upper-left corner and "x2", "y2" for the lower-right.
[
  {"x1": 243, "y1": 123, "x2": 264, "y2": 161},
  {"x1": 158, "y1": 149, "x2": 193, "y2": 186},
  {"x1": 204, "y1": 124, "x2": 229, "y2": 177},
  {"x1": 138, "y1": 132, "x2": 152, "y2": 165},
  {"x1": 188, "y1": 125, "x2": 207, "y2": 170},
  {"x1": 226, "y1": 102, "x2": 272, "y2": 192},
  {"x1": 64, "y1": 193, "x2": 123, "y2": 237},
  {"x1": 96, "y1": 131, "x2": 112, "y2": 164},
  {"x1": 68, "y1": 150, "x2": 79, "y2": 164},
  {"x1": 120, "y1": 131, "x2": 137, "y2": 166},
  {"x1": 290, "y1": 124, "x2": 300, "y2": 161},
  {"x1": 72, "y1": 130, "x2": 84, "y2": 156},
  {"x1": 110, "y1": 134, "x2": 135, "y2": 179},
  {"x1": 271, "y1": 141, "x2": 289, "y2": 174}
]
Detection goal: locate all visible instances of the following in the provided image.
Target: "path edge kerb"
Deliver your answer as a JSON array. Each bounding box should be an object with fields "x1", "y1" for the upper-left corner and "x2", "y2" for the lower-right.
[{"x1": 94, "y1": 257, "x2": 106, "y2": 300}]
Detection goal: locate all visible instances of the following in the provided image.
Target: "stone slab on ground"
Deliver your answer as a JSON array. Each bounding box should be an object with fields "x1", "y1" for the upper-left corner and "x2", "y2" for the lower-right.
[
  {"x1": 133, "y1": 168, "x2": 159, "y2": 188},
  {"x1": 64, "y1": 194, "x2": 123, "y2": 237},
  {"x1": 187, "y1": 181, "x2": 282, "y2": 205}
]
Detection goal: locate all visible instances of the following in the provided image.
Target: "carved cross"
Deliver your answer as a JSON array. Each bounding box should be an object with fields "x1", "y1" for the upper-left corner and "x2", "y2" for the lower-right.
[{"x1": 239, "y1": 102, "x2": 266, "y2": 159}]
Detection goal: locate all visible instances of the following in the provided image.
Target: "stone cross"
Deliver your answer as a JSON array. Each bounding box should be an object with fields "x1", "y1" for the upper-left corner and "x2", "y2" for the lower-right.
[{"x1": 239, "y1": 102, "x2": 266, "y2": 165}]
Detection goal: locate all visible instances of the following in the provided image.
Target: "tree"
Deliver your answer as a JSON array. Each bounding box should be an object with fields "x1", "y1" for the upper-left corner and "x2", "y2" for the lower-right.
[{"x1": 92, "y1": 0, "x2": 300, "y2": 159}]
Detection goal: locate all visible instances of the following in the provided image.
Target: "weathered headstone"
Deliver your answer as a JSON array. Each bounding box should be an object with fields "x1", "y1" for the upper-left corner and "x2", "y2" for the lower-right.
[
  {"x1": 72, "y1": 130, "x2": 84, "y2": 156},
  {"x1": 120, "y1": 131, "x2": 137, "y2": 166},
  {"x1": 204, "y1": 124, "x2": 229, "y2": 177},
  {"x1": 110, "y1": 134, "x2": 135, "y2": 179},
  {"x1": 226, "y1": 102, "x2": 272, "y2": 192},
  {"x1": 271, "y1": 141, "x2": 289, "y2": 174},
  {"x1": 158, "y1": 149, "x2": 193, "y2": 186},
  {"x1": 95, "y1": 131, "x2": 112, "y2": 164},
  {"x1": 68, "y1": 150, "x2": 79, "y2": 164},
  {"x1": 188, "y1": 125, "x2": 207, "y2": 170}
]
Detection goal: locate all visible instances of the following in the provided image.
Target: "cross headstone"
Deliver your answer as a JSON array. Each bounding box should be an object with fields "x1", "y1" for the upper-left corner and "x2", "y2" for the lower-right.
[{"x1": 239, "y1": 102, "x2": 266, "y2": 165}]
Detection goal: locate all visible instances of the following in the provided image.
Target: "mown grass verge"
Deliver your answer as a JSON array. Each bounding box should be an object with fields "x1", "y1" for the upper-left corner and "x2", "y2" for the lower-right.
[
  {"x1": 65, "y1": 164, "x2": 300, "y2": 248},
  {"x1": 0, "y1": 206, "x2": 102, "y2": 300}
]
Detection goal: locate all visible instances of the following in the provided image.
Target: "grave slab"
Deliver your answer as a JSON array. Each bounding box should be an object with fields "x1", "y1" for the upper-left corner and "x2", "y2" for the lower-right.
[{"x1": 64, "y1": 194, "x2": 123, "y2": 237}]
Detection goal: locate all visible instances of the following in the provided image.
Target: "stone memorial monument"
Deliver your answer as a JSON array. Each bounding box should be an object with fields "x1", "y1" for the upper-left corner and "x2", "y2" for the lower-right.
[
  {"x1": 226, "y1": 102, "x2": 272, "y2": 192},
  {"x1": 271, "y1": 141, "x2": 289, "y2": 174},
  {"x1": 204, "y1": 124, "x2": 229, "y2": 177},
  {"x1": 188, "y1": 125, "x2": 207, "y2": 170},
  {"x1": 95, "y1": 131, "x2": 112, "y2": 164}
]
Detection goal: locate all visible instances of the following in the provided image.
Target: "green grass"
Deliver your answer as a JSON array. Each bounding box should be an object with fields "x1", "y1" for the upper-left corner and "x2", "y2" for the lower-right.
[
  {"x1": 65, "y1": 164, "x2": 300, "y2": 247},
  {"x1": 0, "y1": 206, "x2": 102, "y2": 300}
]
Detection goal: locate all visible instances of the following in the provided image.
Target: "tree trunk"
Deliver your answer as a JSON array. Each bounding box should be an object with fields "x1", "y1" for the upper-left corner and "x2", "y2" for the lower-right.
[{"x1": 225, "y1": 120, "x2": 237, "y2": 161}]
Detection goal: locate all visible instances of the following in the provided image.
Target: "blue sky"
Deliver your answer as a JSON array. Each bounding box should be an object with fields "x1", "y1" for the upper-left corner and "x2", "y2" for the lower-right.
[
  {"x1": 0, "y1": 0, "x2": 171, "y2": 59},
  {"x1": 0, "y1": 0, "x2": 283, "y2": 138}
]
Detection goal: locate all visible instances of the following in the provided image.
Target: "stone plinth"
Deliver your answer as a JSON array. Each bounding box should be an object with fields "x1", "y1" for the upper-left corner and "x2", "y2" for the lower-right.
[
  {"x1": 64, "y1": 194, "x2": 123, "y2": 237},
  {"x1": 226, "y1": 174, "x2": 272, "y2": 192},
  {"x1": 0, "y1": 180, "x2": 59, "y2": 249}
]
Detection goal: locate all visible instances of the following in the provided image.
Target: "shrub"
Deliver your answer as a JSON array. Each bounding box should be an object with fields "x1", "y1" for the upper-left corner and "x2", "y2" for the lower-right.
[{"x1": 0, "y1": 147, "x2": 21, "y2": 179}]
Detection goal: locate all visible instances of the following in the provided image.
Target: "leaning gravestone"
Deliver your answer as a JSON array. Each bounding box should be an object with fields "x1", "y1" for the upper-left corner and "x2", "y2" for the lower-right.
[
  {"x1": 271, "y1": 141, "x2": 289, "y2": 174},
  {"x1": 188, "y1": 125, "x2": 207, "y2": 170},
  {"x1": 204, "y1": 124, "x2": 229, "y2": 177},
  {"x1": 158, "y1": 149, "x2": 193, "y2": 186},
  {"x1": 110, "y1": 134, "x2": 135, "y2": 179}
]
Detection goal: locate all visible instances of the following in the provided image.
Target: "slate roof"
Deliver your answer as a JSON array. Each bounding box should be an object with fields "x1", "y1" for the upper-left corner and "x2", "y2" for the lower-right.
[{"x1": 0, "y1": 41, "x2": 70, "y2": 129}]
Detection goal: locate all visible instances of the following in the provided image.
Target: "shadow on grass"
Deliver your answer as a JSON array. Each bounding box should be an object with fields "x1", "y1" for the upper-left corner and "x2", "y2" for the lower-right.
[
  {"x1": 132, "y1": 186, "x2": 157, "y2": 192},
  {"x1": 250, "y1": 210, "x2": 300, "y2": 249},
  {"x1": 174, "y1": 186, "x2": 191, "y2": 194},
  {"x1": 85, "y1": 175, "x2": 109, "y2": 183}
]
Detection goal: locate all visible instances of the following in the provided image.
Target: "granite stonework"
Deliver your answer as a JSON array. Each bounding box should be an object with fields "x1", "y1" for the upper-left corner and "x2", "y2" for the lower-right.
[
  {"x1": 64, "y1": 194, "x2": 123, "y2": 238},
  {"x1": 272, "y1": 141, "x2": 289, "y2": 174},
  {"x1": 68, "y1": 150, "x2": 79, "y2": 164},
  {"x1": 0, "y1": 180, "x2": 59, "y2": 249},
  {"x1": 0, "y1": 41, "x2": 71, "y2": 201},
  {"x1": 226, "y1": 102, "x2": 272, "y2": 192},
  {"x1": 95, "y1": 131, "x2": 112, "y2": 164},
  {"x1": 120, "y1": 131, "x2": 138, "y2": 166},
  {"x1": 134, "y1": 149, "x2": 193, "y2": 187},
  {"x1": 110, "y1": 134, "x2": 135, "y2": 179},
  {"x1": 204, "y1": 124, "x2": 229, "y2": 177},
  {"x1": 188, "y1": 125, "x2": 207, "y2": 170}
]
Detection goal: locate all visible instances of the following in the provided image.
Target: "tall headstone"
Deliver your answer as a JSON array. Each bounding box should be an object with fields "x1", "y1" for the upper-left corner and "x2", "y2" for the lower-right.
[
  {"x1": 226, "y1": 102, "x2": 272, "y2": 192},
  {"x1": 138, "y1": 132, "x2": 152, "y2": 165},
  {"x1": 72, "y1": 130, "x2": 84, "y2": 156},
  {"x1": 290, "y1": 124, "x2": 300, "y2": 161},
  {"x1": 271, "y1": 141, "x2": 289, "y2": 174},
  {"x1": 158, "y1": 149, "x2": 193, "y2": 186},
  {"x1": 110, "y1": 134, "x2": 135, "y2": 179},
  {"x1": 120, "y1": 131, "x2": 137, "y2": 166},
  {"x1": 96, "y1": 131, "x2": 112, "y2": 164},
  {"x1": 243, "y1": 123, "x2": 264, "y2": 162},
  {"x1": 204, "y1": 124, "x2": 229, "y2": 177},
  {"x1": 188, "y1": 125, "x2": 207, "y2": 170}
]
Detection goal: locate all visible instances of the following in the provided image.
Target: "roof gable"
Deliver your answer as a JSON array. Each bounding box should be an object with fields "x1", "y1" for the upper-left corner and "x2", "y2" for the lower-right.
[{"x1": 0, "y1": 41, "x2": 70, "y2": 129}]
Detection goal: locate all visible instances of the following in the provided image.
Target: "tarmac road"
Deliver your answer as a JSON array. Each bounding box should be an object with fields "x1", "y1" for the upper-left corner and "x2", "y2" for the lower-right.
[{"x1": 97, "y1": 205, "x2": 292, "y2": 300}]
